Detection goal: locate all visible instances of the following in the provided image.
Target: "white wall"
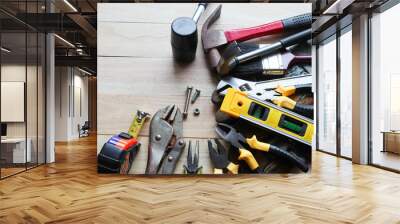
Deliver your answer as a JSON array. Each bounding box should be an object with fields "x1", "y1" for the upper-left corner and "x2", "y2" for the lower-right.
[
  {"x1": 1, "y1": 64, "x2": 33, "y2": 138},
  {"x1": 55, "y1": 66, "x2": 69, "y2": 141},
  {"x1": 54, "y1": 67, "x2": 89, "y2": 141},
  {"x1": 71, "y1": 72, "x2": 89, "y2": 138},
  {"x1": 1, "y1": 63, "x2": 46, "y2": 163}
]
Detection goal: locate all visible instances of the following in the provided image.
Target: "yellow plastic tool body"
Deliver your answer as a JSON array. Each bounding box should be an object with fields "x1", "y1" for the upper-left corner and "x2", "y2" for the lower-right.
[
  {"x1": 226, "y1": 163, "x2": 239, "y2": 174},
  {"x1": 238, "y1": 148, "x2": 259, "y2": 170},
  {"x1": 272, "y1": 96, "x2": 296, "y2": 110},
  {"x1": 246, "y1": 135, "x2": 271, "y2": 152},
  {"x1": 213, "y1": 168, "x2": 224, "y2": 174},
  {"x1": 213, "y1": 162, "x2": 239, "y2": 174},
  {"x1": 275, "y1": 85, "x2": 296, "y2": 96},
  {"x1": 128, "y1": 111, "x2": 150, "y2": 138},
  {"x1": 220, "y1": 88, "x2": 314, "y2": 145}
]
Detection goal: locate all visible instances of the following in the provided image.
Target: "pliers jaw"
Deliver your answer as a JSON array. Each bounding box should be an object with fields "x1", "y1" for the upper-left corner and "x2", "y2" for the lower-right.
[
  {"x1": 183, "y1": 140, "x2": 202, "y2": 174},
  {"x1": 215, "y1": 123, "x2": 263, "y2": 174},
  {"x1": 146, "y1": 105, "x2": 185, "y2": 175},
  {"x1": 208, "y1": 138, "x2": 239, "y2": 174},
  {"x1": 215, "y1": 123, "x2": 247, "y2": 149},
  {"x1": 208, "y1": 139, "x2": 229, "y2": 169}
]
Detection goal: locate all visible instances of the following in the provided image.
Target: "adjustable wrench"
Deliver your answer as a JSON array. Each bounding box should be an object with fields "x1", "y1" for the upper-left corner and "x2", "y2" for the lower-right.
[{"x1": 213, "y1": 75, "x2": 312, "y2": 103}]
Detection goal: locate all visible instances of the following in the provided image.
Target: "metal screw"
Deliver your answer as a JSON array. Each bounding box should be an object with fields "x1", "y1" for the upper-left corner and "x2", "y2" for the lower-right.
[
  {"x1": 168, "y1": 156, "x2": 173, "y2": 161},
  {"x1": 183, "y1": 86, "x2": 193, "y2": 119},
  {"x1": 193, "y1": 108, "x2": 200, "y2": 116},
  {"x1": 178, "y1": 140, "x2": 185, "y2": 146},
  {"x1": 191, "y1": 89, "x2": 201, "y2": 104},
  {"x1": 155, "y1": 134, "x2": 161, "y2": 141}
]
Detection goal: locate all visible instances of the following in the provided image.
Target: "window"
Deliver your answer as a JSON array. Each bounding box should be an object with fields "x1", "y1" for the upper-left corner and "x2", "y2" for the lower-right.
[
  {"x1": 339, "y1": 27, "x2": 352, "y2": 158},
  {"x1": 317, "y1": 36, "x2": 337, "y2": 154},
  {"x1": 0, "y1": 1, "x2": 47, "y2": 179},
  {"x1": 370, "y1": 3, "x2": 400, "y2": 171}
]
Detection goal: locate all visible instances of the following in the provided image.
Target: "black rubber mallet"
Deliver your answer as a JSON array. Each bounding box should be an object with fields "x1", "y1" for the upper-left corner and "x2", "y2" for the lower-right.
[{"x1": 171, "y1": 3, "x2": 208, "y2": 63}]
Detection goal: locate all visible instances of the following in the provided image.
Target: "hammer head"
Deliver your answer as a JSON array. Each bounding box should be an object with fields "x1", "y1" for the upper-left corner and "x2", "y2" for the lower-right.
[
  {"x1": 201, "y1": 4, "x2": 224, "y2": 53},
  {"x1": 203, "y1": 29, "x2": 228, "y2": 53},
  {"x1": 215, "y1": 41, "x2": 242, "y2": 76}
]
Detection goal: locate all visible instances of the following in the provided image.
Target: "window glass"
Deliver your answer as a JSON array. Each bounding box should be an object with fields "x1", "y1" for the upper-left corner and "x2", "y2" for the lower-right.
[
  {"x1": 26, "y1": 0, "x2": 39, "y2": 169},
  {"x1": 370, "y1": 3, "x2": 400, "y2": 171},
  {"x1": 38, "y1": 32, "x2": 46, "y2": 165},
  {"x1": 0, "y1": 1, "x2": 46, "y2": 178},
  {"x1": 1, "y1": 19, "x2": 28, "y2": 177},
  {"x1": 317, "y1": 36, "x2": 337, "y2": 154},
  {"x1": 339, "y1": 28, "x2": 352, "y2": 158}
]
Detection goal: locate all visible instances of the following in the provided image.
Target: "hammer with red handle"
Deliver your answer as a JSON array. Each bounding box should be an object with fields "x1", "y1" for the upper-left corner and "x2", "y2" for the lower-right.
[{"x1": 201, "y1": 4, "x2": 312, "y2": 52}]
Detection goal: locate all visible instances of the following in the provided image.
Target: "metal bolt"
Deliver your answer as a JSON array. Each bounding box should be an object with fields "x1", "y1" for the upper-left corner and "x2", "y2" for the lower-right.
[
  {"x1": 191, "y1": 89, "x2": 201, "y2": 104},
  {"x1": 178, "y1": 140, "x2": 185, "y2": 146},
  {"x1": 183, "y1": 86, "x2": 193, "y2": 119},
  {"x1": 155, "y1": 134, "x2": 161, "y2": 141},
  {"x1": 168, "y1": 156, "x2": 173, "y2": 161},
  {"x1": 193, "y1": 108, "x2": 200, "y2": 116}
]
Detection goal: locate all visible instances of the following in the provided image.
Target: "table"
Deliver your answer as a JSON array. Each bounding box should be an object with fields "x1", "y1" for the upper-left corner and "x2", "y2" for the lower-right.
[
  {"x1": 97, "y1": 3, "x2": 310, "y2": 174},
  {"x1": 382, "y1": 131, "x2": 400, "y2": 154},
  {"x1": 1, "y1": 138, "x2": 31, "y2": 164}
]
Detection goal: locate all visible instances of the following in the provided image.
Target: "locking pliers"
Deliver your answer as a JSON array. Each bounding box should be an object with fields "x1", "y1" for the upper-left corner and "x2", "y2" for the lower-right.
[{"x1": 146, "y1": 105, "x2": 185, "y2": 174}]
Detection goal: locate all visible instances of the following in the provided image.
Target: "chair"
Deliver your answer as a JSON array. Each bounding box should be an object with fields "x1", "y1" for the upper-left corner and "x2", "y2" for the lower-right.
[{"x1": 79, "y1": 121, "x2": 90, "y2": 138}]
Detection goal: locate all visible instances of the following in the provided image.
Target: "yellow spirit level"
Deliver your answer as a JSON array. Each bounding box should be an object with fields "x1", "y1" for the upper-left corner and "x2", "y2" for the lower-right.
[{"x1": 220, "y1": 88, "x2": 314, "y2": 145}]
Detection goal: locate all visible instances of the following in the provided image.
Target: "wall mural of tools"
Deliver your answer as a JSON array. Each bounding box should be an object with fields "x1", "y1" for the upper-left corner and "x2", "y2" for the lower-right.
[{"x1": 98, "y1": 3, "x2": 313, "y2": 175}]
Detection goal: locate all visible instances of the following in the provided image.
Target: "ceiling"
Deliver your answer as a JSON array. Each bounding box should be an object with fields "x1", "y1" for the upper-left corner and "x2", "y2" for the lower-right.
[{"x1": 1, "y1": 0, "x2": 393, "y2": 74}]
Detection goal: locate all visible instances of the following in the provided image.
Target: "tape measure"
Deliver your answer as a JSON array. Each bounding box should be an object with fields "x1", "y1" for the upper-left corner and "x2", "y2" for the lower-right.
[
  {"x1": 97, "y1": 133, "x2": 140, "y2": 174},
  {"x1": 98, "y1": 110, "x2": 150, "y2": 174},
  {"x1": 128, "y1": 110, "x2": 150, "y2": 138},
  {"x1": 220, "y1": 88, "x2": 313, "y2": 145}
]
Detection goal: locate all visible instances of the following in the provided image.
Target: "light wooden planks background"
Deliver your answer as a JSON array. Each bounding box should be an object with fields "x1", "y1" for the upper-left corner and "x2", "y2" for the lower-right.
[{"x1": 97, "y1": 3, "x2": 311, "y2": 174}]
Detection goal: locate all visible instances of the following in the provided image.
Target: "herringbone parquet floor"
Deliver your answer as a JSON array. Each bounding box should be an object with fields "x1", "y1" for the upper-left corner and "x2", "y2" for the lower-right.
[{"x1": 1, "y1": 135, "x2": 400, "y2": 224}]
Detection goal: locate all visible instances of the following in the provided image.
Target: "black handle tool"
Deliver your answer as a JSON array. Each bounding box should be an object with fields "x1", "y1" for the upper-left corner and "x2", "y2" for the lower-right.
[
  {"x1": 216, "y1": 28, "x2": 312, "y2": 76},
  {"x1": 171, "y1": 3, "x2": 208, "y2": 63}
]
